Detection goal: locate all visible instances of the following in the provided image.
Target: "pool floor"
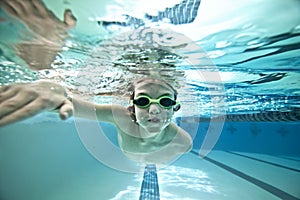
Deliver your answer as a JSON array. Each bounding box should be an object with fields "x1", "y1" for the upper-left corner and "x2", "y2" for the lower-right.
[{"x1": 0, "y1": 120, "x2": 299, "y2": 200}]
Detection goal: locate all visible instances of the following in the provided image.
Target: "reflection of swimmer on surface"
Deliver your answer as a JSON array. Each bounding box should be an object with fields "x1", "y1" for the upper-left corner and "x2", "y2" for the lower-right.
[
  {"x1": 0, "y1": 0, "x2": 76, "y2": 70},
  {"x1": 0, "y1": 0, "x2": 192, "y2": 164}
]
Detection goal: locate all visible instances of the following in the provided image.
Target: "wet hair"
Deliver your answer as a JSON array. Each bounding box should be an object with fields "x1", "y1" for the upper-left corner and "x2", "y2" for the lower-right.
[{"x1": 127, "y1": 78, "x2": 181, "y2": 123}]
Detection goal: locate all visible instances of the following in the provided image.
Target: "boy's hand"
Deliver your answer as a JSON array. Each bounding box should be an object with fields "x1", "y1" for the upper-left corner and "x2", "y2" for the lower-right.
[{"x1": 0, "y1": 81, "x2": 73, "y2": 126}]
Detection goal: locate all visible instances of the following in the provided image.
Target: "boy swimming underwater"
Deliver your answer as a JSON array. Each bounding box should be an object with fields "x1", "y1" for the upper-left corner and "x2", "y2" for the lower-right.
[
  {"x1": 0, "y1": 78, "x2": 192, "y2": 164},
  {"x1": 0, "y1": 0, "x2": 192, "y2": 164}
]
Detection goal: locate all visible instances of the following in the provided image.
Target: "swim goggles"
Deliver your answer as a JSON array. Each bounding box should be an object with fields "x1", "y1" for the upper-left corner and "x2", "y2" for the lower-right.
[{"x1": 131, "y1": 95, "x2": 179, "y2": 109}]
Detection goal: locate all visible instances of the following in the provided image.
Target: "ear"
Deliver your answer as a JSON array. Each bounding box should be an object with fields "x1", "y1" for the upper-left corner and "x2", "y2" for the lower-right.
[
  {"x1": 173, "y1": 104, "x2": 181, "y2": 112},
  {"x1": 127, "y1": 106, "x2": 137, "y2": 123}
]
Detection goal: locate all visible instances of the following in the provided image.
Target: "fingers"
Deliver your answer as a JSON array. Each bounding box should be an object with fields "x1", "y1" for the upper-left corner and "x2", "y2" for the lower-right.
[
  {"x1": 1, "y1": 0, "x2": 33, "y2": 17},
  {"x1": 0, "y1": 90, "x2": 34, "y2": 118},
  {"x1": 0, "y1": 85, "x2": 18, "y2": 103},
  {"x1": 0, "y1": 98, "x2": 46, "y2": 126},
  {"x1": 0, "y1": 85, "x2": 12, "y2": 99},
  {"x1": 0, "y1": 98, "x2": 72, "y2": 126},
  {"x1": 1, "y1": 0, "x2": 62, "y2": 25},
  {"x1": 0, "y1": 85, "x2": 11, "y2": 92},
  {"x1": 58, "y1": 100, "x2": 73, "y2": 120},
  {"x1": 30, "y1": 0, "x2": 49, "y2": 17},
  {"x1": 0, "y1": 81, "x2": 74, "y2": 126},
  {"x1": 1, "y1": 0, "x2": 48, "y2": 18},
  {"x1": 30, "y1": 0, "x2": 61, "y2": 23},
  {"x1": 14, "y1": 0, "x2": 31, "y2": 16},
  {"x1": 0, "y1": 1, "x2": 20, "y2": 18},
  {"x1": 63, "y1": 9, "x2": 77, "y2": 28}
]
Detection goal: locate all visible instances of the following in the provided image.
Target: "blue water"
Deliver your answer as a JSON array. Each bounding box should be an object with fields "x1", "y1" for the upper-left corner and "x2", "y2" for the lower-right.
[
  {"x1": 0, "y1": 0, "x2": 300, "y2": 199},
  {"x1": 1, "y1": 119, "x2": 299, "y2": 199}
]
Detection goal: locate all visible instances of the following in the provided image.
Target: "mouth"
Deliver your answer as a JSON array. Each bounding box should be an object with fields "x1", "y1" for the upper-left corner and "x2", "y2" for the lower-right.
[{"x1": 148, "y1": 118, "x2": 161, "y2": 123}]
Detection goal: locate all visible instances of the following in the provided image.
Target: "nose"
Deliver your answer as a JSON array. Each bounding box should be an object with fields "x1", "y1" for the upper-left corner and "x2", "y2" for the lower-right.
[{"x1": 149, "y1": 103, "x2": 161, "y2": 114}]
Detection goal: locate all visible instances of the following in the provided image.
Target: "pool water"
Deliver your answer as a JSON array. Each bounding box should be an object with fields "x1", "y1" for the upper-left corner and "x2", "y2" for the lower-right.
[
  {"x1": 0, "y1": 0, "x2": 299, "y2": 199},
  {"x1": 0, "y1": 118, "x2": 299, "y2": 200}
]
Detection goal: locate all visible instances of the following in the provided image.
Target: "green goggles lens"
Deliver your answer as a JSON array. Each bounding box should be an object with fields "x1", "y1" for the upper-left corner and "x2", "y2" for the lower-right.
[{"x1": 132, "y1": 95, "x2": 178, "y2": 109}]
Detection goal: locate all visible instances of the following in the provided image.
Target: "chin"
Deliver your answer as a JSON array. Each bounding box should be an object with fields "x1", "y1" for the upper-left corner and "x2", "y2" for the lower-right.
[
  {"x1": 142, "y1": 124, "x2": 162, "y2": 133},
  {"x1": 146, "y1": 122, "x2": 170, "y2": 134}
]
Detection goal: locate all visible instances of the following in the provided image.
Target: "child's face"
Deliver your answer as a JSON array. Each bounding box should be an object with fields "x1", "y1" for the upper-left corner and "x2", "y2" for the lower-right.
[{"x1": 133, "y1": 80, "x2": 176, "y2": 134}]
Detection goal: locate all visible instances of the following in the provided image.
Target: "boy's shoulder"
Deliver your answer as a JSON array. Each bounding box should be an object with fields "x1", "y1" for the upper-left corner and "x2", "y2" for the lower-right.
[{"x1": 169, "y1": 122, "x2": 193, "y2": 152}]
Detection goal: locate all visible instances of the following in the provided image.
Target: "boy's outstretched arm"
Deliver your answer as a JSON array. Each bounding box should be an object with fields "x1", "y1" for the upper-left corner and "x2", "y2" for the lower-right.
[
  {"x1": 72, "y1": 96, "x2": 131, "y2": 125},
  {"x1": 0, "y1": 81, "x2": 129, "y2": 127}
]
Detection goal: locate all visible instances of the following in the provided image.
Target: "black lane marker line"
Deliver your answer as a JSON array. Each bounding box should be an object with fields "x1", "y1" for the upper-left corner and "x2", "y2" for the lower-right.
[
  {"x1": 191, "y1": 150, "x2": 300, "y2": 200},
  {"x1": 139, "y1": 164, "x2": 160, "y2": 200},
  {"x1": 278, "y1": 155, "x2": 300, "y2": 162},
  {"x1": 226, "y1": 151, "x2": 300, "y2": 173}
]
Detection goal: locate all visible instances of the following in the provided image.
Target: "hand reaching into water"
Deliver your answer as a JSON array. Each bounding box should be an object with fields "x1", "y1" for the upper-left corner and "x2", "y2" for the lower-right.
[
  {"x1": 0, "y1": 81, "x2": 73, "y2": 126},
  {"x1": 0, "y1": 0, "x2": 77, "y2": 70}
]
